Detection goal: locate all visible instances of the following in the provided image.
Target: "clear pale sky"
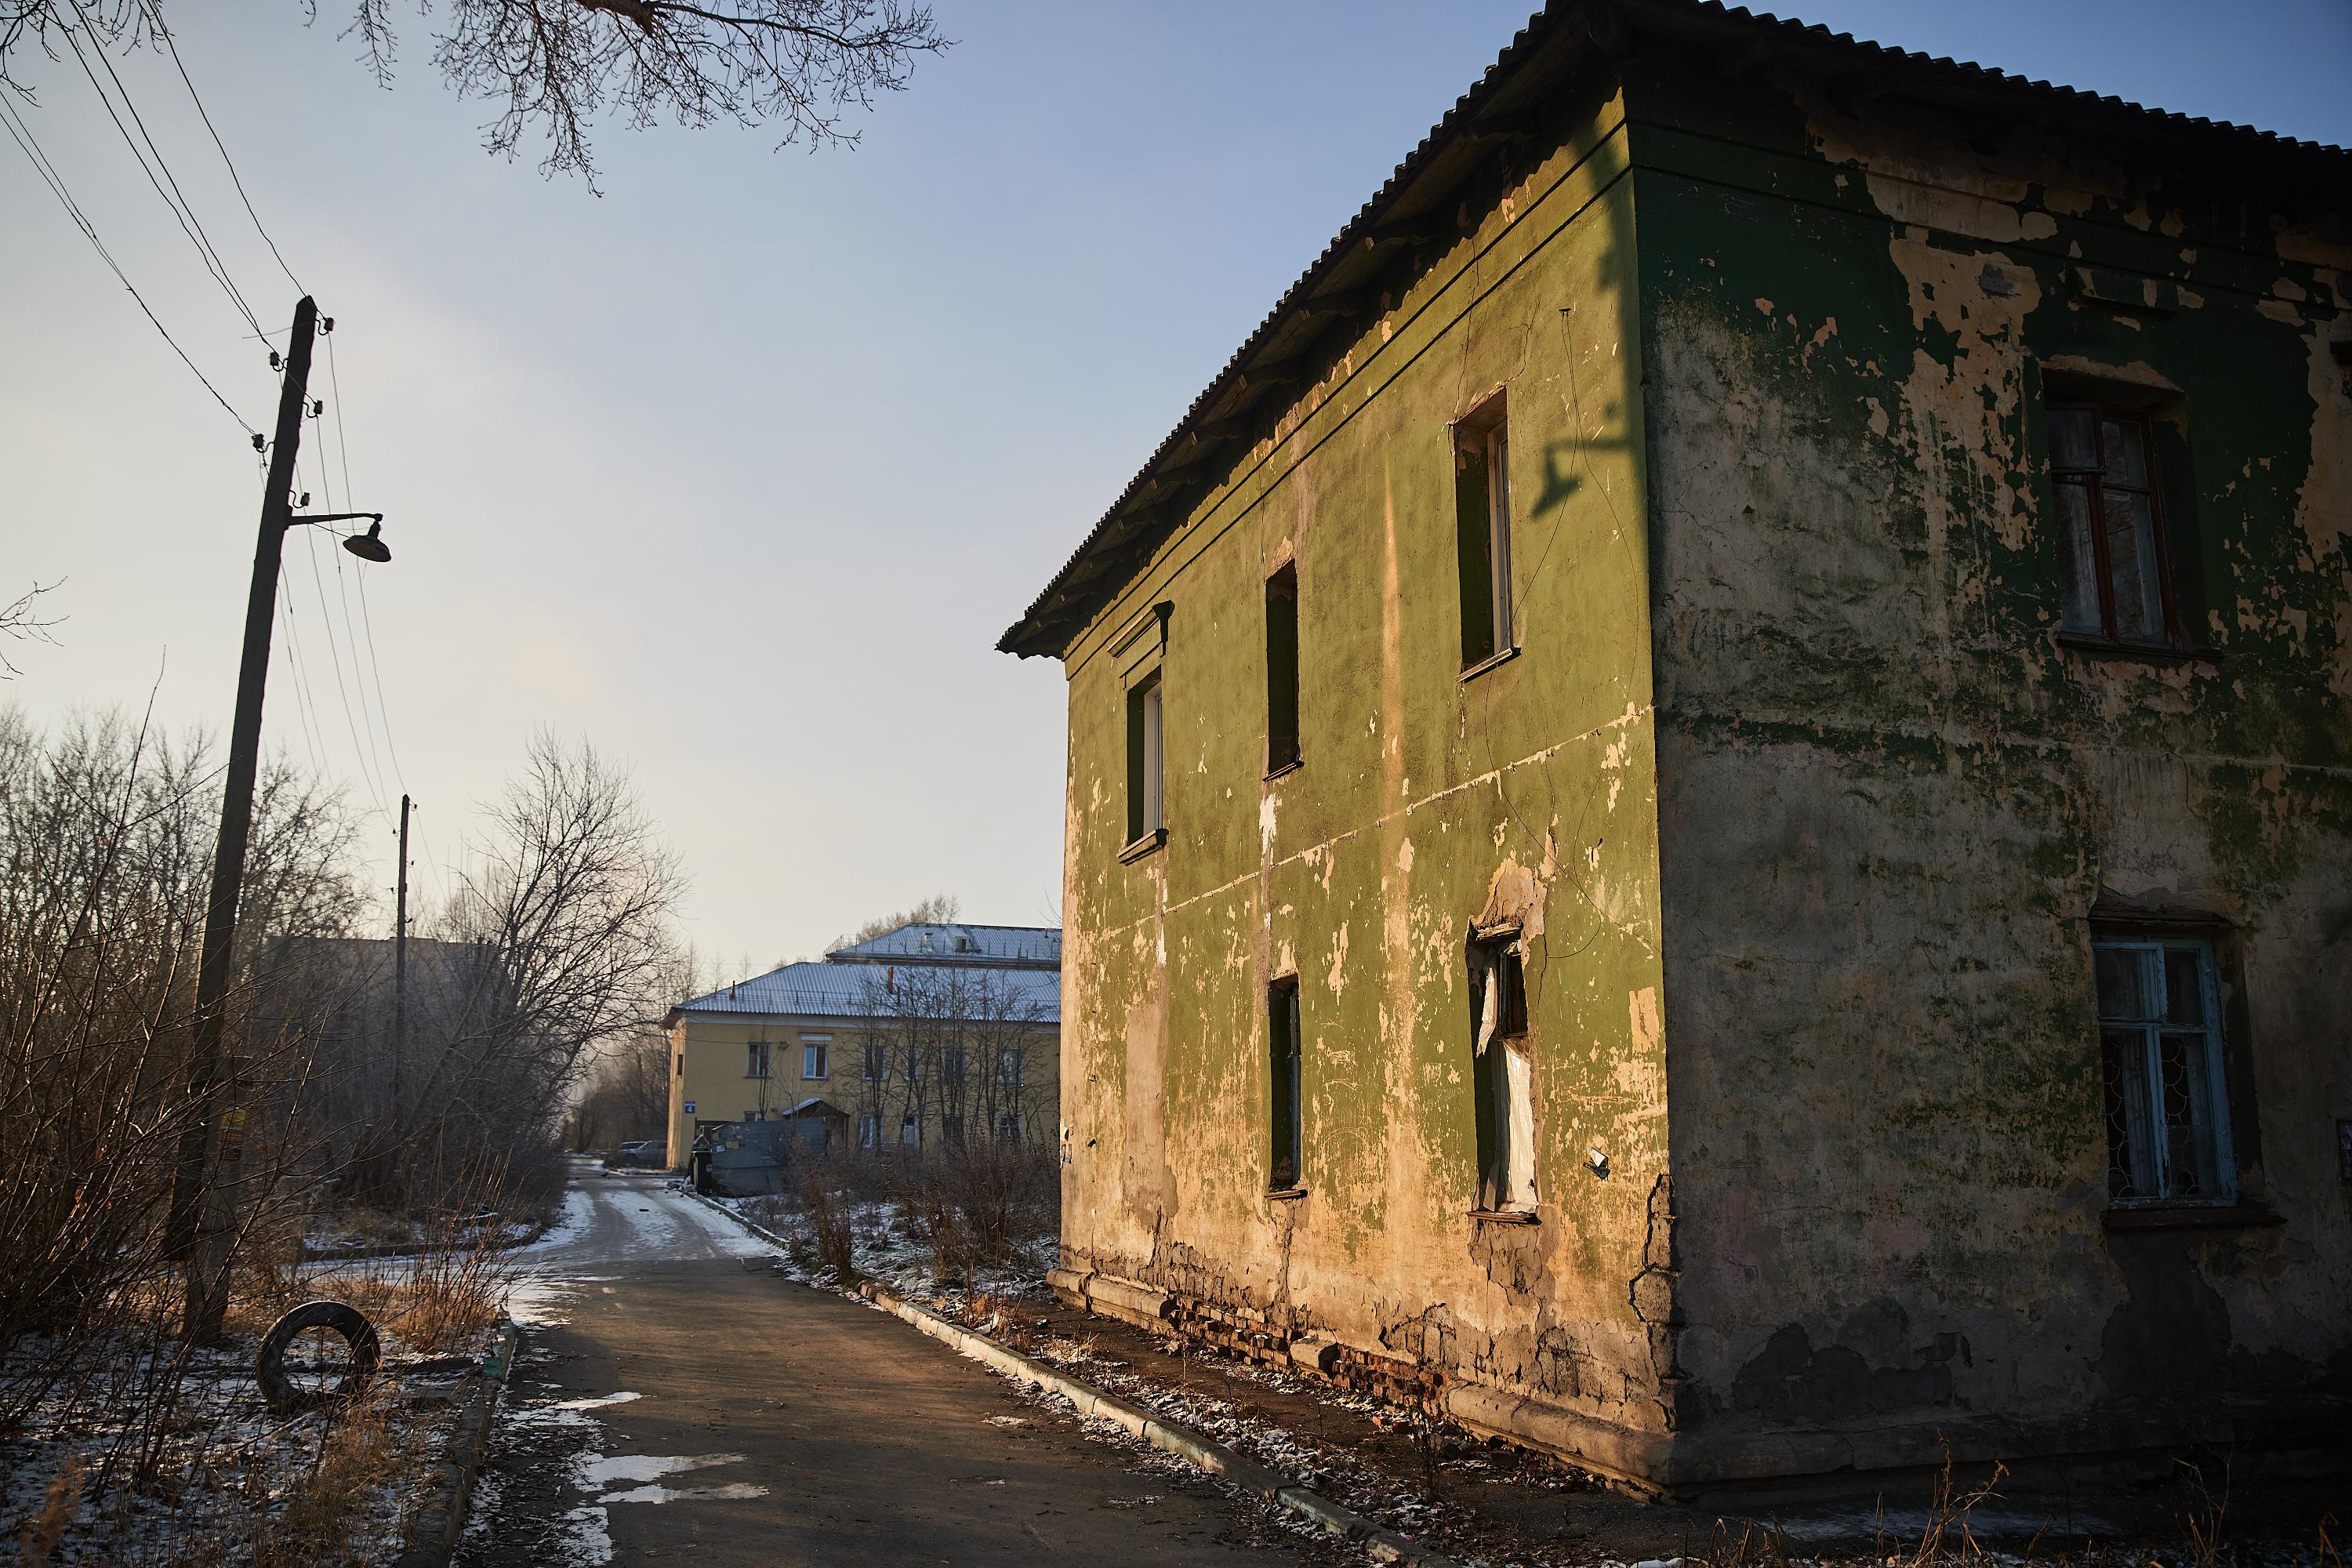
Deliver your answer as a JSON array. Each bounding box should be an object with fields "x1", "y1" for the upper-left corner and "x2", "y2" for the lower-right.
[{"x1": 5, "y1": 1, "x2": 2347, "y2": 977}]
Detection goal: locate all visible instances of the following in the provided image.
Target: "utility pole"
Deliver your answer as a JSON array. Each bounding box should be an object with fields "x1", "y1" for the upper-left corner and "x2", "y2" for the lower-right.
[
  {"x1": 394, "y1": 793, "x2": 411, "y2": 1128},
  {"x1": 173, "y1": 296, "x2": 390, "y2": 1345}
]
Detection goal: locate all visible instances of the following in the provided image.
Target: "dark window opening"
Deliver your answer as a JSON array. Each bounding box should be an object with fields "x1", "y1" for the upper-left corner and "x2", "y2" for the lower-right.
[
  {"x1": 746, "y1": 1040, "x2": 771, "y2": 1079},
  {"x1": 2049, "y1": 401, "x2": 2176, "y2": 647},
  {"x1": 1269, "y1": 978, "x2": 1303, "y2": 1191},
  {"x1": 1454, "y1": 394, "x2": 1512, "y2": 669},
  {"x1": 1265, "y1": 564, "x2": 1301, "y2": 774},
  {"x1": 2095, "y1": 935, "x2": 2235, "y2": 1204},
  {"x1": 1468, "y1": 930, "x2": 1535, "y2": 1210},
  {"x1": 1126, "y1": 672, "x2": 1164, "y2": 845}
]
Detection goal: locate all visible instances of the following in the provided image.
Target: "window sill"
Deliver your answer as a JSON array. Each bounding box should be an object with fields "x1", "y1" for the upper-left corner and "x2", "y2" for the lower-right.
[
  {"x1": 1266, "y1": 1186, "x2": 1308, "y2": 1203},
  {"x1": 2057, "y1": 633, "x2": 2222, "y2": 666},
  {"x1": 1458, "y1": 645, "x2": 1522, "y2": 684},
  {"x1": 1467, "y1": 1208, "x2": 1539, "y2": 1225},
  {"x1": 2103, "y1": 1202, "x2": 2281, "y2": 1232},
  {"x1": 1264, "y1": 757, "x2": 1304, "y2": 783},
  {"x1": 1118, "y1": 828, "x2": 1167, "y2": 864}
]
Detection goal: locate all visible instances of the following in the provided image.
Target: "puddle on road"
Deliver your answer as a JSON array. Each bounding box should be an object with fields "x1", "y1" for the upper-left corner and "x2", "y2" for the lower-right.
[
  {"x1": 550, "y1": 1390, "x2": 643, "y2": 1412},
  {"x1": 577, "y1": 1450, "x2": 767, "y2": 1504}
]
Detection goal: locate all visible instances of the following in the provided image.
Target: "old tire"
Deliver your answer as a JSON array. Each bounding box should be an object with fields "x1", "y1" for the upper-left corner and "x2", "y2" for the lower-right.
[{"x1": 256, "y1": 1299, "x2": 381, "y2": 1415}]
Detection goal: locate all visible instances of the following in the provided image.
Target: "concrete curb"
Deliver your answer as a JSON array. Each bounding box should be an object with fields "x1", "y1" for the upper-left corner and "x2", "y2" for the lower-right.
[
  {"x1": 854, "y1": 1279, "x2": 1458, "y2": 1568},
  {"x1": 391, "y1": 1319, "x2": 519, "y2": 1568},
  {"x1": 681, "y1": 1192, "x2": 1451, "y2": 1566}
]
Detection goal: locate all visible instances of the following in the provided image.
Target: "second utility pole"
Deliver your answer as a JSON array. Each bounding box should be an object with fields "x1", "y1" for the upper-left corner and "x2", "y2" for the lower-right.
[{"x1": 394, "y1": 793, "x2": 410, "y2": 1126}]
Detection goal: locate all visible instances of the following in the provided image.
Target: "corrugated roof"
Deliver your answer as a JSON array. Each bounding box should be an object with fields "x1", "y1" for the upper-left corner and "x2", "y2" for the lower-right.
[
  {"x1": 996, "y1": 0, "x2": 2347, "y2": 661},
  {"x1": 827, "y1": 923, "x2": 1062, "y2": 967},
  {"x1": 676, "y1": 957, "x2": 1061, "y2": 1023}
]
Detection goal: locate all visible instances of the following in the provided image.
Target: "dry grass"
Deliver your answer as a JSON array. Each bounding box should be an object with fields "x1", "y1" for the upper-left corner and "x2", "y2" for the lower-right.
[
  {"x1": 13, "y1": 1454, "x2": 85, "y2": 1568},
  {"x1": 247, "y1": 1381, "x2": 407, "y2": 1568}
]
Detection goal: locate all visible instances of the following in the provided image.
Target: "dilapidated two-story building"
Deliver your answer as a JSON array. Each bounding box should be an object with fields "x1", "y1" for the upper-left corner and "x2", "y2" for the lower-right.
[{"x1": 1003, "y1": 0, "x2": 2350, "y2": 1495}]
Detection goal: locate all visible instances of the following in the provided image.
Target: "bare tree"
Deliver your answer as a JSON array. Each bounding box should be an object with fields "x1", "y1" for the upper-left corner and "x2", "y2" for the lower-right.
[
  {"x1": 849, "y1": 958, "x2": 1051, "y2": 1156},
  {"x1": 0, "y1": 1, "x2": 947, "y2": 185},
  {"x1": 394, "y1": 730, "x2": 684, "y2": 1206},
  {"x1": 0, "y1": 581, "x2": 61, "y2": 678},
  {"x1": 833, "y1": 891, "x2": 959, "y2": 952}
]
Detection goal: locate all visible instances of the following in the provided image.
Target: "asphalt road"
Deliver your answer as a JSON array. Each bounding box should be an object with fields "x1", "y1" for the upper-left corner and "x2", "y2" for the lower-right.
[{"x1": 455, "y1": 1164, "x2": 1307, "y2": 1566}]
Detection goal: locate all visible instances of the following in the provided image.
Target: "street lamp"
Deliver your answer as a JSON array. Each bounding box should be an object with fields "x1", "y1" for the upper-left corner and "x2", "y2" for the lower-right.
[{"x1": 173, "y1": 296, "x2": 394, "y2": 1345}]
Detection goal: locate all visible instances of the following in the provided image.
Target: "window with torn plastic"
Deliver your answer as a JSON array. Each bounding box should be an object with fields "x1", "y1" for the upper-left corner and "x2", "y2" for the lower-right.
[
  {"x1": 1469, "y1": 930, "x2": 1537, "y2": 1212},
  {"x1": 2095, "y1": 935, "x2": 2236, "y2": 1204}
]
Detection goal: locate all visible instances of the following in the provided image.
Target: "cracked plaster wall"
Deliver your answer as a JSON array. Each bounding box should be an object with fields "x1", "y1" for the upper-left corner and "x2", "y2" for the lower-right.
[{"x1": 1630, "y1": 60, "x2": 2352, "y2": 1478}]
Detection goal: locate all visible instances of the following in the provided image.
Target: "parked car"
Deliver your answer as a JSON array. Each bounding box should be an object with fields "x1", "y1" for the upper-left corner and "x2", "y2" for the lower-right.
[{"x1": 608, "y1": 1139, "x2": 665, "y2": 1170}]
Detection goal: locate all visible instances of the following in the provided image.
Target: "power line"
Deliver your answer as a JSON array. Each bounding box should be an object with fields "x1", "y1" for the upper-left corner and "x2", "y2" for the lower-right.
[
  {"x1": 0, "y1": 93, "x2": 255, "y2": 434},
  {"x1": 56, "y1": 3, "x2": 265, "y2": 339},
  {"x1": 138, "y1": 0, "x2": 303, "y2": 293}
]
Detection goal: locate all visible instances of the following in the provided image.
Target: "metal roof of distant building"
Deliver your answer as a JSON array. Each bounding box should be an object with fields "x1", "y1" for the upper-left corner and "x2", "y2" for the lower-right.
[
  {"x1": 827, "y1": 923, "x2": 1062, "y2": 967},
  {"x1": 674, "y1": 956, "x2": 1062, "y2": 1022},
  {"x1": 996, "y1": 0, "x2": 2349, "y2": 660}
]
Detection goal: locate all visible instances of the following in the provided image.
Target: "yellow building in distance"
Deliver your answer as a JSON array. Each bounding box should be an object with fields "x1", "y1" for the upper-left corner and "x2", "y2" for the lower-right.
[{"x1": 664, "y1": 922, "x2": 1060, "y2": 1171}]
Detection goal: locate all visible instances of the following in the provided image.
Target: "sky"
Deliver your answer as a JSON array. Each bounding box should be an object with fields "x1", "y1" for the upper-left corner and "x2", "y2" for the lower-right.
[{"x1": 4, "y1": 0, "x2": 2348, "y2": 979}]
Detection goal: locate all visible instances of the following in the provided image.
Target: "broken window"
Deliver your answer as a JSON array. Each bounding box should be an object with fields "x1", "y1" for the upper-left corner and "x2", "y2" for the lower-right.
[
  {"x1": 2048, "y1": 401, "x2": 2176, "y2": 645},
  {"x1": 746, "y1": 1040, "x2": 771, "y2": 1079},
  {"x1": 801, "y1": 1035, "x2": 830, "y2": 1080},
  {"x1": 1269, "y1": 977, "x2": 1303, "y2": 1191},
  {"x1": 2096, "y1": 935, "x2": 2236, "y2": 1204},
  {"x1": 1265, "y1": 564, "x2": 1301, "y2": 775},
  {"x1": 1468, "y1": 928, "x2": 1537, "y2": 1211},
  {"x1": 1454, "y1": 393, "x2": 1513, "y2": 670},
  {"x1": 1126, "y1": 670, "x2": 1164, "y2": 846}
]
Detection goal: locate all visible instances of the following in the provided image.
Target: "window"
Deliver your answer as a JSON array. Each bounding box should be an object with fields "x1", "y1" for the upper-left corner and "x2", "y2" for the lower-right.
[
  {"x1": 942, "y1": 1047, "x2": 967, "y2": 1086},
  {"x1": 801, "y1": 1036, "x2": 830, "y2": 1080},
  {"x1": 1454, "y1": 394, "x2": 1513, "y2": 670},
  {"x1": 1127, "y1": 672, "x2": 1164, "y2": 846},
  {"x1": 1269, "y1": 978, "x2": 1303, "y2": 1191},
  {"x1": 746, "y1": 1040, "x2": 771, "y2": 1079},
  {"x1": 862, "y1": 1041, "x2": 887, "y2": 1082},
  {"x1": 997, "y1": 1112, "x2": 1022, "y2": 1144},
  {"x1": 675, "y1": 1051, "x2": 684, "y2": 1080},
  {"x1": 1265, "y1": 564, "x2": 1301, "y2": 774},
  {"x1": 2049, "y1": 401, "x2": 2175, "y2": 646},
  {"x1": 900, "y1": 1112, "x2": 920, "y2": 1146},
  {"x1": 1469, "y1": 929, "x2": 1537, "y2": 1212},
  {"x1": 996, "y1": 1047, "x2": 1023, "y2": 1088},
  {"x1": 2095, "y1": 935, "x2": 2236, "y2": 1204},
  {"x1": 858, "y1": 1111, "x2": 882, "y2": 1149},
  {"x1": 943, "y1": 1113, "x2": 965, "y2": 1145}
]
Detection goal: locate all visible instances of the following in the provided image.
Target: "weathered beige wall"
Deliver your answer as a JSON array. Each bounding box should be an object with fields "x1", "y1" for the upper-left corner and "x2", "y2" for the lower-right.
[
  {"x1": 1632, "y1": 64, "x2": 2352, "y2": 1478},
  {"x1": 1055, "y1": 67, "x2": 1688, "y2": 1477}
]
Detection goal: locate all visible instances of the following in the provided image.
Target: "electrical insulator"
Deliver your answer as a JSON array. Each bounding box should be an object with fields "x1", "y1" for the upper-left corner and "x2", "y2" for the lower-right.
[
  {"x1": 269, "y1": 350, "x2": 281, "y2": 369},
  {"x1": 321, "y1": 318, "x2": 334, "y2": 332},
  {"x1": 252, "y1": 434, "x2": 266, "y2": 452},
  {"x1": 299, "y1": 492, "x2": 311, "y2": 506},
  {"x1": 311, "y1": 400, "x2": 323, "y2": 416}
]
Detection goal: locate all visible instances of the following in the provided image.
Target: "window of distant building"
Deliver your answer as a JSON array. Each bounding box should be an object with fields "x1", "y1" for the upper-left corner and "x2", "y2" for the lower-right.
[
  {"x1": 746, "y1": 1040, "x2": 771, "y2": 1079},
  {"x1": 2095, "y1": 934, "x2": 2237, "y2": 1205},
  {"x1": 2047, "y1": 399, "x2": 2181, "y2": 648},
  {"x1": 1468, "y1": 927, "x2": 1536, "y2": 1214},
  {"x1": 863, "y1": 1041, "x2": 887, "y2": 1082},
  {"x1": 859, "y1": 1112, "x2": 882, "y2": 1149},
  {"x1": 1269, "y1": 977, "x2": 1303, "y2": 1192},
  {"x1": 801, "y1": 1035, "x2": 830, "y2": 1080},
  {"x1": 996, "y1": 1112, "x2": 1022, "y2": 1144},
  {"x1": 1454, "y1": 391, "x2": 1514, "y2": 673},
  {"x1": 1265, "y1": 563, "x2": 1301, "y2": 775},
  {"x1": 996, "y1": 1047, "x2": 1023, "y2": 1088}
]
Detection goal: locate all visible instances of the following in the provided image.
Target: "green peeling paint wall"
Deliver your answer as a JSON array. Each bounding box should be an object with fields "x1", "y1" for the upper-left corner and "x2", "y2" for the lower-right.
[
  {"x1": 1052, "y1": 60, "x2": 1689, "y2": 1482},
  {"x1": 1035, "y1": 24, "x2": 2349, "y2": 1494},
  {"x1": 1630, "y1": 56, "x2": 2351, "y2": 1480}
]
